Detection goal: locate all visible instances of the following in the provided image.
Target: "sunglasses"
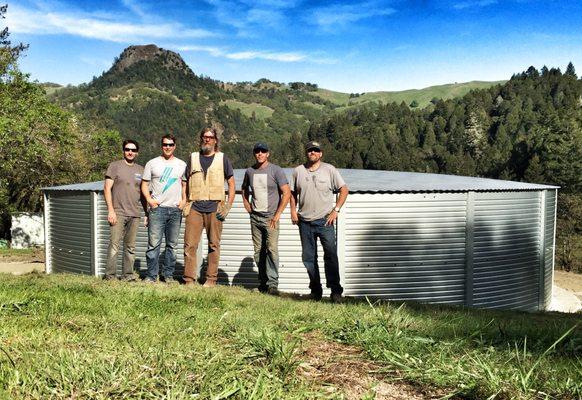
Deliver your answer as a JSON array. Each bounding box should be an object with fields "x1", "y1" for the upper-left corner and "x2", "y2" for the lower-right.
[
  {"x1": 254, "y1": 149, "x2": 268, "y2": 154},
  {"x1": 307, "y1": 148, "x2": 321, "y2": 153},
  {"x1": 124, "y1": 148, "x2": 138, "y2": 152},
  {"x1": 162, "y1": 143, "x2": 175, "y2": 147}
]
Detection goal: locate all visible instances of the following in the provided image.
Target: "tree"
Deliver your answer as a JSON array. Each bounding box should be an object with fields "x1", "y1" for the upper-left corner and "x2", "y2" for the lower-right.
[
  {"x1": 565, "y1": 62, "x2": 577, "y2": 79},
  {"x1": 0, "y1": 5, "x2": 91, "y2": 237},
  {"x1": 409, "y1": 99, "x2": 419, "y2": 108},
  {"x1": 0, "y1": 4, "x2": 28, "y2": 80}
]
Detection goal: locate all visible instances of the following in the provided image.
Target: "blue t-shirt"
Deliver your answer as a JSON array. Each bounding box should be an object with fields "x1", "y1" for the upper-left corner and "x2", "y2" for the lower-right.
[{"x1": 242, "y1": 163, "x2": 288, "y2": 217}]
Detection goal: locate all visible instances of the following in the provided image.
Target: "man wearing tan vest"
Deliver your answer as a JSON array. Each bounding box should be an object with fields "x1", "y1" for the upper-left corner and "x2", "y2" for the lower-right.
[{"x1": 183, "y1": 127, "x2": 235, "y2": 287}]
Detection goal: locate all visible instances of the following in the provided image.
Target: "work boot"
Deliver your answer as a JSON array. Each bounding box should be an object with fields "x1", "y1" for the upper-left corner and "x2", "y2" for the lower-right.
[{"x1": 330, "y1": 293, "x2": 343, "y2": 304}]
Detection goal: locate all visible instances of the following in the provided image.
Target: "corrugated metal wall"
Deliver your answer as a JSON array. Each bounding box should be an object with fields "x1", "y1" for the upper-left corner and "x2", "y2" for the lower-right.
[
  {"x1": 95, "y1": 194, "x2": 188, "y2": 277},
  {"x1": 543, "y1": 190, "x2": 557, "y2": 308},
  {"x1": 45, "y1": 187, "x2": 557, "y2": 311},
  {"x1": 202, "y1": 200, "x2": 323, "y2": 294},
  {"x1": 47, "y1": 192, "x2": 93, "y2": 275},
  {"x1": 472, "y1": 191, "x2": 541, "y2": 310},
  {"x1": 95, "y1": 195, "x2": 316, "y2": 293},
  {"x1": 342, "y1": 193, "x2": 468, "y2": 304}
]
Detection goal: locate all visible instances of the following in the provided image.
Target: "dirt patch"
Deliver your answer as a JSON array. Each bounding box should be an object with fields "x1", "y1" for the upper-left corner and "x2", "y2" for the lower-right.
[
  {"x1": 0, "y1": 262, "x2": 44, "y2": 275},
  {"x1": 298, "y1": 331, "x2": 447, "y2": 399},
  {"x1": 554, "y1": 270, "x2": 582, "y2": 300},
  {"x1": 0, "y1": 247, "x2": 44, "y2": 263}
]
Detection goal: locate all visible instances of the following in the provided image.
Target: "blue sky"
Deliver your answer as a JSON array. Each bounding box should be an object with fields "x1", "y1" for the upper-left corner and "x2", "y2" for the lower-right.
[{"x1": 6, "y1": 0, "x2": 582, "y2": 92}]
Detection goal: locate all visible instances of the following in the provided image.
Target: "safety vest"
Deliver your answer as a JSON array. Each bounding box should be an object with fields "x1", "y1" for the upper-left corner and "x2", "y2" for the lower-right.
[{"x1": 188, "y1": 152, "x2": 225, "y2": 201}]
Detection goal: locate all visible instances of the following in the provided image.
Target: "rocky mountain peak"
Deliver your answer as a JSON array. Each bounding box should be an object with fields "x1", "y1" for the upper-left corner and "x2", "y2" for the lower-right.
[{"x1": 110, "y1": 44, "x2": 192, "y2": 74}]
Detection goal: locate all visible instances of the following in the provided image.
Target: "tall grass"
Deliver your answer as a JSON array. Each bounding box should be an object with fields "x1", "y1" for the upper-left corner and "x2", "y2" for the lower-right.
[{"x1": 0, "y1": 274, "x2": 580, "y2": 399}]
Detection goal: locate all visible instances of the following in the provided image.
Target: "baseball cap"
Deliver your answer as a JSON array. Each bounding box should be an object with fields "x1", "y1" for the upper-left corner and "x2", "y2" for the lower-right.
[
  {"x1": 305, "y1": 141, "x2": 322, "y2": 151},
  {"x1": 253, "y1": 142, "x2": 269, "y2": 152}
]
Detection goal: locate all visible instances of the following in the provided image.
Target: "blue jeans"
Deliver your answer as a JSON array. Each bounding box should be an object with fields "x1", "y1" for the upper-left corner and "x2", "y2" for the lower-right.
[
  {"x1": 298, "y1": 218, "x2": 343, "y2": 295},
  {"x1": 146, "y1": 206, "x2": 182, "y2": 279}
]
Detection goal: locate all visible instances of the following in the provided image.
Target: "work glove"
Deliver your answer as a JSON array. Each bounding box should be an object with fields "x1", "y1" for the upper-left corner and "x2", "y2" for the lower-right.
[{"x1": 216, "y1": 203, "x2": 231, "y2": 221}]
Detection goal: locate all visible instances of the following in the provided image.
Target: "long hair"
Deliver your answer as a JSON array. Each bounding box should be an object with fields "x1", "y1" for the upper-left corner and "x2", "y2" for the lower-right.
[{"x1": 199, "y1": 127, "x2": 219, "y2": 152}]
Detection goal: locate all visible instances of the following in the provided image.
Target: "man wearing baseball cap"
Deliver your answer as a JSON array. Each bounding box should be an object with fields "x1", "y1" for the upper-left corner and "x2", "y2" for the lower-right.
[
  {"x1": 290, "y1": 141, "x2": 349, "y2": 303},
  {"x1": 242, "y1": 142, "x2": 290, "y2": 295}
]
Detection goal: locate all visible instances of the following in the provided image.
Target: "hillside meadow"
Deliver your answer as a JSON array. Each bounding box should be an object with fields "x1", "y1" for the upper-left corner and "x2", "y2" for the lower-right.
[{"x1": 0, "y1": 273, "x2": 580, "y2": 399}]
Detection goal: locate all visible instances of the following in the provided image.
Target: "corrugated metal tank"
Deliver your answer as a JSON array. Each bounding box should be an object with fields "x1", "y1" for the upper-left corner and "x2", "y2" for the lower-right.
[{"x1": 43, "y1": 169, "x2": 558, "y2": 311}]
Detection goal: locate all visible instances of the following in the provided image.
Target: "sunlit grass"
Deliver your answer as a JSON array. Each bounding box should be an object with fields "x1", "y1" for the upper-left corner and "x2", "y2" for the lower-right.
[{"x1": 0, "y1": 274, "x2": 580, "y2": 399}]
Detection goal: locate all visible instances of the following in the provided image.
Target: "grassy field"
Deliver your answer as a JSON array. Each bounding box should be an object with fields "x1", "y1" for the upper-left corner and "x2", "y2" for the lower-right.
[
  {"x1": 317, "y1": 81, "x2": 507, "y2": 109},
  {"x1": 220, "y1": 100, "x2": 274, "y2": 120},
  {"x1": 0, "y1": 274, "x2": 580, "y2": 399}
]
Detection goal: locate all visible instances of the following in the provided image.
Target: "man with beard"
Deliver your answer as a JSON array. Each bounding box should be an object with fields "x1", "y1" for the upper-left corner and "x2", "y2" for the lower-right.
[
  {"x1": 290, "y1": 141, "x2": 348, "y2": 303},
  {"x1": 183, "y1": 127, "x2": 235, "y2": 287},
  {"x1": 103, "y1": 139, "x2": 147, "y2": 281}
]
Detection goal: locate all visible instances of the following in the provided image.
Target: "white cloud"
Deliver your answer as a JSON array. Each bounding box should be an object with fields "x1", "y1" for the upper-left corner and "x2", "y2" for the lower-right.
[
  {"x1": 6, "y1": 4, "x2": 216, "y2": 43},
  {"x1": 175, "y1": 45, "x2": 225, "y2": 57},
  {"x1": 453, "y1": 0, "x2": 498, "y2": 10},
  {"x1": 176, "y1": 45, "x2": 337, "y2": 64},
  {"x1": 226, "y1": 51, "x2": 305, "y2": 62},
  {"x1": 121, "y1": 0, "x2": 148, "y2": 19},
  {"x1": 79, "y1": 56, "x2": 112, "y2": 69},
  {"x1": 205, "y1": 0, "x2": 291, "y2": 33},
  {"x1": 311, "y1": 1, "x2": 396, "y2": 31}
]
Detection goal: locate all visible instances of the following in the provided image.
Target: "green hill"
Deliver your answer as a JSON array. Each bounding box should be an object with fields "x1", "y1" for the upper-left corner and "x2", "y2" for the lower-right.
[{"x1": 316, "y1": 80, "x2": 507, "y2": 109}]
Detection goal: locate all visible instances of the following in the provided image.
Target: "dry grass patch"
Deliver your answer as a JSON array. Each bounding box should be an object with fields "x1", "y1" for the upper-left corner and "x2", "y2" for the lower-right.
[{"x1": 299, "y1": 331, "x2": 447, "y2": 399}]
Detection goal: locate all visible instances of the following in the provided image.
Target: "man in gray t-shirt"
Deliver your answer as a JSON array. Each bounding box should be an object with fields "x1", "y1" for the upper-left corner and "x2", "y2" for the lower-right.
[
  {"x1": 242, "y1": 142, "x2": 290, "y2": 294},
  {"x1": 104, "y1": 139, "x2": 146, "y2": 281},
  {"x1": 290, "y1": 141, "x2": 348, "y2": 303}
]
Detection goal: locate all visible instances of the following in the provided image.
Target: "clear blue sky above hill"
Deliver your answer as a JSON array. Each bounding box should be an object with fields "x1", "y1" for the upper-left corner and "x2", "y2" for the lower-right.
[{"x1": 6, "y1": 0, "x2": 582, "y2": 92}]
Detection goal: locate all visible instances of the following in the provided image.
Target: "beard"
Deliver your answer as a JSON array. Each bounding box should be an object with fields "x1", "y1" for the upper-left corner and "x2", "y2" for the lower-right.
[{"x1": 201, "y1": 144, "x2": 214, "y2": 155}]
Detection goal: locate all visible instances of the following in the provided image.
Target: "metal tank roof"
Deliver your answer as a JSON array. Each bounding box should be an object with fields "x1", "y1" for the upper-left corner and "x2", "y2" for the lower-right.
[{"x1": 42, "y1": 168, "x2": 558, "y2": 193}]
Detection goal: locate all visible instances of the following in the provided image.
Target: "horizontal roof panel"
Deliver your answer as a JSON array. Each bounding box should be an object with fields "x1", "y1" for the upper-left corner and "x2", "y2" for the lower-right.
[{"x1": 42, "y1": 168, "x2": 558, "y2": 193}]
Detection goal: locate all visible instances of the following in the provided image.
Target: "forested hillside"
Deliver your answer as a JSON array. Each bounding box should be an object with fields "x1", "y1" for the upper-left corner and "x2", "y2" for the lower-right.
[
  {"x1": 304, "y1": 66, "x2": 582, "y2": 271},
  {"x1": 1, "y1": 32, "x2": 580, "y2": 270}
]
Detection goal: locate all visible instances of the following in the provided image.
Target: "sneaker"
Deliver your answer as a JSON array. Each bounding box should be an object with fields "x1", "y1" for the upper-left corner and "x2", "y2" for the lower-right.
[
  {"x1": 103, "y1": 275, "x2": 116, "y2": 281},
  {"x1": 309, "y1": 292, "x2": 323, "y2": 301},
  {"x1": 267, "y1": 287, "x2": 280, "y2": 296},
  {"x1": 120, "y1": 275, "x2": 137, "y2": 282},
  {"x1": 330, "y1": 293, "x2": 343, "y2": 304},
  {"x1": 162, "y1": 276, "x2": 176, "y2": 284},
  {"x1": 143, "y1": 277, "x2": 157, "y2": 283},
  {"x1": 202, "y1": 281, "x2": 216, "y2": 288}
]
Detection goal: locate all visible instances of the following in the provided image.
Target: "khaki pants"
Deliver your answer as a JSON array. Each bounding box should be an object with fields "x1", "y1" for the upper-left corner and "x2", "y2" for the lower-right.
[
  {"x1": 183, "y1": 209, "x2": 223, "y2": 283},
  {"x1": 105, "y1": 215, "x2": 140, "y2": 278}
]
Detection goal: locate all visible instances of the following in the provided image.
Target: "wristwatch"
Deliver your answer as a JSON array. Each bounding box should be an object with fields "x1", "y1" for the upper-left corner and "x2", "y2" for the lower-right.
[{"x1": 333, "y1": 206, "x2": 341, "y2": 213}]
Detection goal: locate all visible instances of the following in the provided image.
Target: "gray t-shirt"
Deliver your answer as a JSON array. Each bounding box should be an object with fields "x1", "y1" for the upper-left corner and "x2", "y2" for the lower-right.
[
  {"x1": 292, "y1": 162, "x2": 346, "y2": 221},
  {"x1": 142, "y1": 156, "x2": 187, "y2": 208},
  {"x1": 105, "y1": 160, "x2": 144, "y2": 217},
  {"x1": 242, "y1": 163, "x2": 288, "y2": 217}
]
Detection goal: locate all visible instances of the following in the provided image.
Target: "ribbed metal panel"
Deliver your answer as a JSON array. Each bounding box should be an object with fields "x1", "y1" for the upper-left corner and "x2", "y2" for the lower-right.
[
  {"x1": 48, "y1": 193, "x2": 93, "y2": 275},
  {"x1": 43, "y1": 176, "x2": 556, "y2": 311},
  {"x1": 343, "y1": 193, "x2": 467, "y2": 303},
  {"x1": 96, "y1": 194, "x2": 187, "y2": 277},
  {"x1": 472, "y1": 192, "x2": 541, "y2": 311},
  {"x1": 543, "y1": 190, "x2": 557, "y2": 308},
  {"x1": 202, "y1": 199, "x2": 321, "y2": 294}
]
